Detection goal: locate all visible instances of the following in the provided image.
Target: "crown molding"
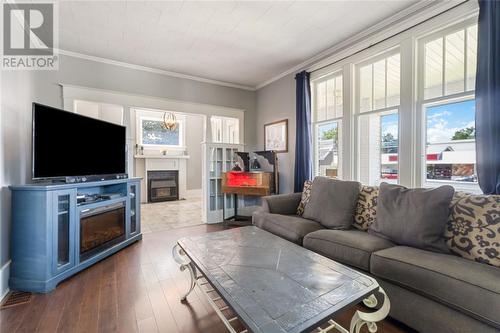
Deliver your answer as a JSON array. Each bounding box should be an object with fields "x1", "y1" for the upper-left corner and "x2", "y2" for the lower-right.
[
  {"x1": 60, "y1": 83, "x2": 246, "y2": 114},
  {"x1": 57, "y1": 1, "x2": 468, "y2": 92},
  {"x1": 255, "y1": 0, "x2": 468, "y2": 90},
  {"x1": 57, "y1": 49, "x2": 256, "y2": 92}
]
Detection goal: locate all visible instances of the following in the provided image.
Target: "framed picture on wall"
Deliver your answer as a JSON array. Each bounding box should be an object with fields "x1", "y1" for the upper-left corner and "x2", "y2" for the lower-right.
[{"x1": 264, "y1": 119, "x2": 288, "y2": 153}]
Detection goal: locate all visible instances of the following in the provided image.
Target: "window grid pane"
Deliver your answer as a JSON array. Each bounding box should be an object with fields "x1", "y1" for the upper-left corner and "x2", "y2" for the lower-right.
[
  {"x1": 359, "y1": 53, "x2": 400, "y2": 113},
  {"x1": 424, "y1": 24, "x2": 477, "y2": 101},
  {"x1": 466, "y1": 25, "x2": 478, "y2": 91},
  {"x1": 315, "y1": 75, "x2": 343, "y2": 122},
  {"x1": 142, "y1": 119, "x2": 180, "y2": 145},
  {"x1": 359, "y1": 64, "x2": 373, "y2": 112},
  {"x1": 373, "y1": 59, "x2": 386, "y2": 110},
  {"x1": 316, "y1": 81, "x2": 327, "y2": 122},
  {"x1": 316, "y1": 121, "x2": 341, "y2": 178},
  {"x1": 386, "y1": 54, "x2": 401, "y2": 107},
  {"x1": 211, "y1": 116, "x2": 239, "y2": 144},
  {"x1": 425, "y1": 100, "x2": 477, "y2": 183},
  {"x1": 424, "y1": 37, "x2": 444, "y2": 99},
  {"x1": 359, "y1": 111, "x2": 399, "y2": 186},
  {"x1": 327, "y1": 78, "x2": 335, "y2": 120},
  {"x1": 211, "y1": 117, "x2": 223, "y2": 143},
  {"x1": 313, "y1": 74, "x2": 343, "y2": 178},
  {"x1": 335, "y1": 75, "x2": 343, "y2": 117},
  {"x1": 444, "y1": 30, "x2": 465, "y2": 95}
]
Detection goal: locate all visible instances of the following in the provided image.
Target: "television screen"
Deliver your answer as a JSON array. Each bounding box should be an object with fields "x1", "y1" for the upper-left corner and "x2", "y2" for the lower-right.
[{"x1": 33, "y1": 103, "x2": 126, "y2": 179}]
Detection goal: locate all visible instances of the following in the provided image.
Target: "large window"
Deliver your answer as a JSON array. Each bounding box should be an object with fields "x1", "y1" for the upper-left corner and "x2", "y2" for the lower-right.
[
  {"x1": 357, "y1": 52, "x2": 400, "y2": 186},
  {"x1": 309, "y1": 10, "x2": 479, "y2": 191},
  {"x1": 312, "y1": 73, "x2": 343, "y2": 178},
  {"x1": 420, "y1": 21, "x2": 478, "y2": 189}
]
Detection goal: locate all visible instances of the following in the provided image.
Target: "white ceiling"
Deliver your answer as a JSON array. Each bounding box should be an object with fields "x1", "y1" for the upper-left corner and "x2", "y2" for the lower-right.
[{"x1": 59, "y1": 1, "x2": 420, "y2": 89}]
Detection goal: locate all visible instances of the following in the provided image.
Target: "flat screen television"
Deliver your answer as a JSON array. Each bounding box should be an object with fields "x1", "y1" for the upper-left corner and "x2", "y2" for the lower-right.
[{"x1": 32, "y1": 103, "x2": 127, "y2": 180}]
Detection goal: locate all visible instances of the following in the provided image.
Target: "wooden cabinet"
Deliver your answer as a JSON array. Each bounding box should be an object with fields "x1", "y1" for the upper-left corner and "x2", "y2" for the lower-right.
[
  {"x1": 9, "y1": 178, "x2": 142, "y2": 293},
  {"x1": 221, "y1": 172, "x2": 273, "y2": 196}
]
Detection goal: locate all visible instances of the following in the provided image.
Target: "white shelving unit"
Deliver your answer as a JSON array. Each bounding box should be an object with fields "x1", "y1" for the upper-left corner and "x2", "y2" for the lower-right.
[{"x1": 203, "y1": 143, "x2": 243, "y2": 223}]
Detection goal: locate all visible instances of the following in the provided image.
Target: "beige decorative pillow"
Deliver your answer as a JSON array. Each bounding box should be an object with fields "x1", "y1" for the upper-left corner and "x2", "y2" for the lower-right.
[
  {"x1": 296, "y1": 180, "x2": 313, "y2": 216},
  {"x1": 353, "y1": 186, "x2": 379, "y2": 231},
  {"x1": 445, "y1": 192, "x2": 500, "y2": 267}
]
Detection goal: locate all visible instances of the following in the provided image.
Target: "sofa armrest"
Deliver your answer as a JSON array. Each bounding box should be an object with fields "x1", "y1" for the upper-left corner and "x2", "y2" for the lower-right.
[{"x1": 260, "y1": 193, "x2": 302, "y2": 215}]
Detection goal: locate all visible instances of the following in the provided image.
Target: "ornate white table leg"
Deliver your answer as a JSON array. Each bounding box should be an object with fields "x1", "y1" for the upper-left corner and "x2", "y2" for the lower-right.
[
  {"x1": 349, "y1": 287, "x2": 390, "y2": 333},
  {"x1": 172, "y1": 243, "x2": 198, "y2": 302},
  {"x1": 362, "y1": 294, "x2": 378, "y2": 308}
]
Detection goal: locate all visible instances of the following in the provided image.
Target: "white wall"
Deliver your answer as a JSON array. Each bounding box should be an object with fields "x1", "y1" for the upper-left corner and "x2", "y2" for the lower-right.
[{"x1": 0, "y1": 54, "x2": 256, "y2": 298}]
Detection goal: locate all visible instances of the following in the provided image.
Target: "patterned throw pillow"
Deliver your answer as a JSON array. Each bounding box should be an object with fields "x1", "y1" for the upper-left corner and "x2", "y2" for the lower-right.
[
  {"x1": 353, "y1": 186, "x2": 379, "y2": 231},
  {"x1": 296, "y1": 180, "x2": 313, "y2": 216},
  {"x1": 445, "y1": 192, "x2": 500, "y2": 267}
]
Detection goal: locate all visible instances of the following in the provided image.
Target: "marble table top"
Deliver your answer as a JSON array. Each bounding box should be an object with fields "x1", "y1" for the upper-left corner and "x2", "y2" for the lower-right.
[{"x1": 177, "y1": 226, "x2": 379, "y2": 333}]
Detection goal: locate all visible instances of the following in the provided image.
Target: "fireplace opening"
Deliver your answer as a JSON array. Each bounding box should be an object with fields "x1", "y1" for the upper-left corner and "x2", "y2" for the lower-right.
[
  {"x1": 80, "y1": 202, "x2": 126, "y2": 261},
  {"x1": 148, "y1": 170, "x2": 179, "y2": 202}
]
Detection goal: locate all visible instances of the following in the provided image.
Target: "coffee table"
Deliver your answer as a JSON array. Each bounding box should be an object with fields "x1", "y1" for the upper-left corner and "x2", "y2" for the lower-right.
[{"x1": 172, "y1": 226, "x2": 390, "y2": 333}]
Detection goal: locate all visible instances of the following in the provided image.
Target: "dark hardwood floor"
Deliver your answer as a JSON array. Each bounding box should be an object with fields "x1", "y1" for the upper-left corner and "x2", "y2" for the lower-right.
[{"x1": 0, "y1": 225, "x2": 414, "y2": 333}]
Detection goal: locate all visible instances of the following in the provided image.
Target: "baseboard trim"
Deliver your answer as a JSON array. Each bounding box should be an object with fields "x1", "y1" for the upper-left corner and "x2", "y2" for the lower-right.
[
  {"x1": 185, "y1": 189, "x2": 202, "y2": 199},
  {"x1": 0, "y1": 260, "x2": 11, "y2": 302}
]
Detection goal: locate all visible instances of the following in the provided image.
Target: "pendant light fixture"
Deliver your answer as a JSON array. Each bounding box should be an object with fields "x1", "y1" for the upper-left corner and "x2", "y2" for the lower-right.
[{"x1": 163, "y1": 112, "x2": 178, "y2": 131}]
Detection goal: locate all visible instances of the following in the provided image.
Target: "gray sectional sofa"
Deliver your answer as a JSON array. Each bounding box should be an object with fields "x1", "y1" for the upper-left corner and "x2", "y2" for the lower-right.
[{"x1": 252, "y1": 192, "x2": 500, "y2": 333}]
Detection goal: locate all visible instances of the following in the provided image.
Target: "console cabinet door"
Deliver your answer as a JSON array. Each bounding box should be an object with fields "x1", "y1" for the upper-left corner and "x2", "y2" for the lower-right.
[
  {"x1": 128, "y1": 182, "x2": 141, "y2": 237},
  {"x1": 52, "y1": 189, "x2": 76, "y2": 274}
]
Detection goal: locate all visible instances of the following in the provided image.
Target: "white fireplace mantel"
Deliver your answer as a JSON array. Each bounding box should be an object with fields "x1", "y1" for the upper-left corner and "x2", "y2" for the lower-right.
[{"x1": 134, "y1": 155, "x2": 190, "y2": 203}]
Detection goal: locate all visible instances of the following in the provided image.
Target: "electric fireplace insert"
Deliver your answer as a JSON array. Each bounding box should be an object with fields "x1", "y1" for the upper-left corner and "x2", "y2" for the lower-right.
[{"x1": 80, "y1": 202, "x2": 126, "y2": 261}]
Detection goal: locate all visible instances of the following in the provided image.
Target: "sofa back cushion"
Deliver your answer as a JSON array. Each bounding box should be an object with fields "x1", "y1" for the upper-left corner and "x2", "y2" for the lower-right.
[
  {"x1": 296, "y1": 180, "x2": 313, "y2": 216},
  {"x1": 353, "y1": 185, "x2": 379, "y2": 231},
  {"x1": 303, "y1": 177, "x2": 361, "y2": 229},
  {"x1": 368, "y1": 182, "x2": 454, "y2": 253},
  {"x1": 445, "y1": 192, "x2": 500, "y2": 267}
]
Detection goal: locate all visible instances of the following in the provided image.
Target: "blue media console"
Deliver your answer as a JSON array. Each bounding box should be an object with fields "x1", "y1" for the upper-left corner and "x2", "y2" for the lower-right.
[{"x1": 9, "y1": 177, "x2": 142, "y2": 293}]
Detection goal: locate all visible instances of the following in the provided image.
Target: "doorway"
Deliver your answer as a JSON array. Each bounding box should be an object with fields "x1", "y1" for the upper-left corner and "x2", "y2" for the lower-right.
[{"x1": 138, "y1": 111, "x2": 205, "y2": 233}]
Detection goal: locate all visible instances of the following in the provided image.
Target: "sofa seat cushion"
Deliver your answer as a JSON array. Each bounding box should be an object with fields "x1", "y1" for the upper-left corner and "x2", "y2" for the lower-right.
[
  {"x1": 252, "y1": 212, "x2": 324, "y2": 245},
  {"x1": 371, "y1": 246, "x2": 500, "y2": 328},
  {"x1": 303, "y1": 229, "x2": 395, "y2": 271}
]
